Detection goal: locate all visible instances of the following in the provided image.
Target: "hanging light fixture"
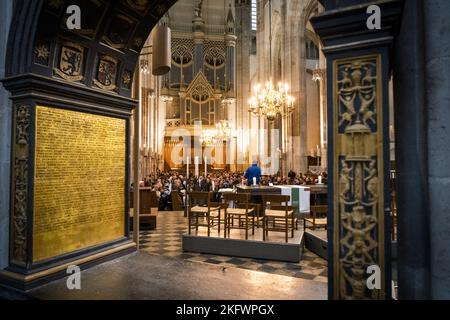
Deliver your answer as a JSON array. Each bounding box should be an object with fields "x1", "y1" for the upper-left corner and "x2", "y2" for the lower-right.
[
  {"x1": 216, "y1": 119, "x2": 234, "y2": 141},
  {"x1": 215, "y1": 97, "x2": 236, "y2": 141},
  {"x1": 152, "y1": 16, "x2": 172, "y2": 76},
  {"x1": 248, "y1": 0, "x2": 294, "y2": 121},
  {"x1": 200, "y1": 129, "x2": 217, "y2": 146}
]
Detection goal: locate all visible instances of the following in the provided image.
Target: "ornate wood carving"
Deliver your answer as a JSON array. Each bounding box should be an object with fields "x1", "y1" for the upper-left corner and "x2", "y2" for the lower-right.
[
  {"x1": 333, "y1": 55, "x2": 385, "y2": 299},
  {"x1": 94, "y1": 56, "x2": 118, "y2": 91},
  {"x1": 53, "y1": 42, "x2": 85, "y2": 82},
  {"x1": 11, "y1": 104, "x2": 31, "y2": 264},
  {"x1": 34, "y1": 42, "x2": 50, "y2": 66}
]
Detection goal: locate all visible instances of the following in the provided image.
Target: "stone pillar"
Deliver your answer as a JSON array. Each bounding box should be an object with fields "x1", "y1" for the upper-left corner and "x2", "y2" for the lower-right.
[
  {"x1": 394, "y1": 0, "x2": 430, "y2": 300},
  {"x1": 424, "y1": 0, "x2": 450, "y2": 300},
  {"x1": 395, "y1": 0, "x2": 450, "y2": 300},
  {"x1": 235, "y1": 0, "x2": 252, "y2": 170},
  {"x1": 311, "y1": 0, "x2": 403, "y2": 300},
  {"x1": 225, "y1": 4, "x2": 237, "y2": 97},
  {"x1": 193, "y1": 17, "x2": 205, "y2": 75},
  {"x1": 285, "y1": 0, "x2": 307, "y2": 173},
  {"x1": 225, "y1": 42, "x2": 236, "y2": 97},
  {"x1": 0, "y1": 0, "x2": 13, "y2": 270}
]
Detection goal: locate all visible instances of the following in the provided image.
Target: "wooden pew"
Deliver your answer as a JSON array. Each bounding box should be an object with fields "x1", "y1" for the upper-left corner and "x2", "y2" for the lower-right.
[{"x1": 129, "y1": 188, "x2": 159, "y2": 230}]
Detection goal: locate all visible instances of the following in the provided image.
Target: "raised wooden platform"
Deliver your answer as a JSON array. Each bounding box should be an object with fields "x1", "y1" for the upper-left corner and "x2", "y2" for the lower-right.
[
  {"x1": 304, "y1": 230, "x2": 327, "y2": 260},
  {"x1": 182, "y1": 226, "x2": 304, "y2": 263}
]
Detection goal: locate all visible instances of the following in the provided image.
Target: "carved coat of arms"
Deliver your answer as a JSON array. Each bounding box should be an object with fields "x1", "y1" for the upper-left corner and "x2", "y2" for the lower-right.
[
  {"x1": 54, "y1": 42, "x2": 85, "y2": 82},
  {"x1": 94, "y1": 56, "x2": 118, "y2": 91}
]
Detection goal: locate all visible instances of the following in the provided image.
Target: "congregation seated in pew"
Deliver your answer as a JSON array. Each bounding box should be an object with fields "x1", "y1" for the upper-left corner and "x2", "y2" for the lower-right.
[{"x1": 132, "y1": 169, "x2": 328, "y2": 211}]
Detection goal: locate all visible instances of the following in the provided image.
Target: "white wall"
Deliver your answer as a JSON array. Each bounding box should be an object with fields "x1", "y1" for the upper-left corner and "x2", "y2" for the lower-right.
[{"x1": 0, "y1": 0, "x2": 13, "y2": 269}]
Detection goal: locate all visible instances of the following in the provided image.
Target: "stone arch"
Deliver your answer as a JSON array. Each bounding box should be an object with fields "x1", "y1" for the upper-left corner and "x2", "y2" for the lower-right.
[{"x1": 1, "y1": 0, "x2": 178, "y2": 290}]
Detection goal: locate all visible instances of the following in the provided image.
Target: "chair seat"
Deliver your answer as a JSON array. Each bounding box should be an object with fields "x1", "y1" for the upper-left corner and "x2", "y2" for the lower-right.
[
  {"x1": 265, "y1": 209, "x2": 294, "y2": 218},
  {"x1": 191, "y1": 206, "x2": 220, "y2": 218},
  {"x1": 304, "y1": 217, "x2": 327, "y2": 225},
  {"x1": 191, "y1": 205, "x2": 220, "y2": 212},
  {"x1": 227, "y1": 208, "x2": 254, "y2": 215}
]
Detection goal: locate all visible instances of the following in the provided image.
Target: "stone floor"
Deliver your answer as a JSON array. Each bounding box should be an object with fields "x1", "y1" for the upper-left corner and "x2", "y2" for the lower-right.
[
  {"x1": 138, "y1": 211, "x2": 328, "y2": 283},
  {"x1": 29, "y1": 252, "x2": 327, "y2": 300},
  {"x1": 16, "y1": 211, "x2": 329, "y2": 300}
]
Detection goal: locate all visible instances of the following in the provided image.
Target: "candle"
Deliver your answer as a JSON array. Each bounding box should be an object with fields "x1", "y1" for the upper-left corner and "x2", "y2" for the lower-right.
[
  {"x1": 204, "y1": 156, "x2": 207, "y2": 177},
  {"x1": 318, "y1": 175, "x2": 323, "y2": 184},
  {"x1": 195, "y1": 156, "x2": 199, "y2": 177},
  {"x1": 253, "y1": 177, "x2": 257, "y2": 186},
  {"x1": 186, "y1": 156, "x2": 190, "y2": 179},
  {"x1": 212, "y1": 180, "x2": 215, "y2": 191}
]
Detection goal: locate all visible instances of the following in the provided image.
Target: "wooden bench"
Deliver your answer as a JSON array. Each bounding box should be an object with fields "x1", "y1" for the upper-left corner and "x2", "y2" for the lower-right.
[{"x1": 130, "y1": 188, "x2": 159, "y2": 230}]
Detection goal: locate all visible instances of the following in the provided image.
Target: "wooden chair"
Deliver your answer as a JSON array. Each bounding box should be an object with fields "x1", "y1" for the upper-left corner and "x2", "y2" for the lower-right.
[
  {"x1": 188, "y1": 192, "x2": 221, "y2": 237},
  {"x1": 262, "y1": 195, "x2": 295, "y2": 243},
  {"x1": 303, "y1": 205, "x2": 328, "y2": 231},
  {"x1": 223, "y1": 193, "x2": 255, "y2": 240}
]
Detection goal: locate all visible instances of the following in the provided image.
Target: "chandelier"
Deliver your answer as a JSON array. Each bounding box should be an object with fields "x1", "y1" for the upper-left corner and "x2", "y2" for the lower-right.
[
  {"x1": 159, "y1": 87, "x2": 174, "y2": 103},
  {"x1": 248, "y1": 0, "x2": 294, "y2": 121},
  {"x1": 200, "y1": 121, "x2": 235, "y2": 146},
  {"x1": 249, "y1": 82, "x2": 295, "y2": 121},
  {"x1": 200, "y1": 129, "x2": 217, "y2": 146},
  {"x1": 215, "y1": 120, "x2": 234, "y2": 141}
]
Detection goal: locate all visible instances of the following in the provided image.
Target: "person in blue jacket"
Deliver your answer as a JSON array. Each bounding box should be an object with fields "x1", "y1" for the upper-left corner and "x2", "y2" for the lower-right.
[{"x1": 244, "y1": 162, "x2": 262, "y2": 186}]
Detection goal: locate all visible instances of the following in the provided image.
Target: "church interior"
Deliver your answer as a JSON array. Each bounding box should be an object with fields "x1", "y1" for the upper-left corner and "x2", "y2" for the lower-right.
[
  {"x1": 0, "y1": 0, "x2": 449, "y2": 302},
  {"x1": 129, "y1": 0, "x2": 332, "y2": 295},
  {"x1": 135, "y1": 0, "x2": 326, "y2": 177}
]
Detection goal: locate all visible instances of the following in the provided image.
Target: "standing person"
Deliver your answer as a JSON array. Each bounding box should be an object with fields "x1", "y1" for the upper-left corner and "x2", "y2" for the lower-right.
[
  {"x1": 288, "y1": 169, "x2": 296, "y2": 180},
  {"x1": 244, "y1": 161, "x2": 262, "y2": 186}
]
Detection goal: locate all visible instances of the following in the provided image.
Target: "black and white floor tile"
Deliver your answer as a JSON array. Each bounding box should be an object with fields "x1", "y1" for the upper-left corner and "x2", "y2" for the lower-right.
[{"x1": 138, "y1": 211, "x2": 328, "y2": 283}]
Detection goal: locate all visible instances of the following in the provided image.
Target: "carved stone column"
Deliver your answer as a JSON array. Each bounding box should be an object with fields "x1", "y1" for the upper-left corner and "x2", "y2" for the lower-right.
[
  {"x1": 193, "y1": 16, "x2": 205, "y2": 75},
  {"x1": 311, "y1": 0, "x2": 403, "y2": 300}
]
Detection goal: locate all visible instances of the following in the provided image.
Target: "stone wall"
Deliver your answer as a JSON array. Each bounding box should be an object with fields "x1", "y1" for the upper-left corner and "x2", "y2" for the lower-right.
[
  {"x1": 424, "y1": 0, "x2": 450, "y2": 300},
  {"x1": 395, "y1": 0, "x2": 450, "y2": 299},
  {"x1": 0, "y1": 0, "x2": 13, "y2": 270}
]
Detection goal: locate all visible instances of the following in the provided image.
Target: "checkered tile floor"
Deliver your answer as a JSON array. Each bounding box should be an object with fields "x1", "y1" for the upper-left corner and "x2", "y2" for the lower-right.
[{"x1": 138, "y1": 211, "x2": 328, "y2": 283}]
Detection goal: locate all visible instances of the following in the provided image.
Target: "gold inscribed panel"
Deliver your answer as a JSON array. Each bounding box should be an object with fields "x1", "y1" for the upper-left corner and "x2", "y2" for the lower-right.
[{"x1": 33, "y1": 106, "x2": 126, "y2": 262}]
